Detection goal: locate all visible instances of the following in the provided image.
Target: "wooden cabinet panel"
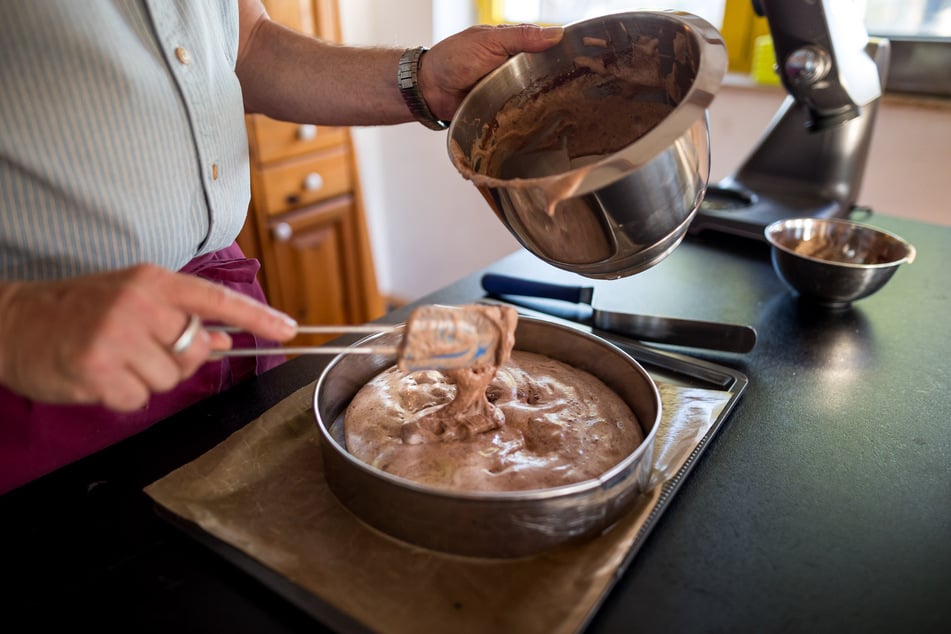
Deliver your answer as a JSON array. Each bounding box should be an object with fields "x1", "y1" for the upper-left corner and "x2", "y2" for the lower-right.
[
  {"x1": 255, "y1": 146, "x2": 353, "y2": 216},
  {"x1": 247, "y1": 116, "x2": 347, "y2": 163},
  {"x1": 260, "y1": 0, "x2": 314, "y2": 34},
  {"x1": 265, "y1": 198, "x2": 363, "y2": 346},
  {"x1": 238, "y1": 0, "x2": 384, "y2": 344},
  {"x1": 260, "y1": 0, "x2": 339, "y2": 40},
  {"x1": 312, "y1": 0, "x2": 342, "y2": 41},
  {"x1": 235, "y1": 213, "x2": 262, "y2": 264}
]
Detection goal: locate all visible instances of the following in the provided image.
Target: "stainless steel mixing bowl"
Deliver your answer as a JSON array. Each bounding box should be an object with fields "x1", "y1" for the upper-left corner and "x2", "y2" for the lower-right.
[
  {"x1": 764, "y1": 217, "x2": 916, "y2": 307},
  {"x1": 313, "y1": 316, "x2": 661, "y2": 559},
  {"x1": 448, "y1": 11, "x2": 727, "y2": 279}
]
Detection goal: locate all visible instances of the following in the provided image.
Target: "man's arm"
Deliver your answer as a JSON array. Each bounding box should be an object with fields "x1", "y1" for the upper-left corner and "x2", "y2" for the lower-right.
[{"x1": 235, "y1": 0, "x2": 563, "y2": 126}]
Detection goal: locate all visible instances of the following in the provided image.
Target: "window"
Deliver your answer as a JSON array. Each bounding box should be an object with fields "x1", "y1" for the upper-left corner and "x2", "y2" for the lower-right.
[
  {"x1": 864, "y1": 0, "x2": 950, "y2": 36},
  {"x1": 475, "y1": 0, "x2": 951, "y2": 98},
  {"x1": 486, "y1": 0, "x2": 725, "y2": 27}
]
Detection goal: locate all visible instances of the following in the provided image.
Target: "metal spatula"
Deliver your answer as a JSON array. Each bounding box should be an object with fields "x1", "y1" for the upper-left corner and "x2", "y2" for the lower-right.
[
  {"x1": 206, "y1": 304, "x2": 506, "y2": 371},
  {"x1": 481, "y1": 273, "x2": 757, "y2": 353}
]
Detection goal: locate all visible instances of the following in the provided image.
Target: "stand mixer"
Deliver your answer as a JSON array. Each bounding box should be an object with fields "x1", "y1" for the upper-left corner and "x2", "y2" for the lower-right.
[{"x1": 689, "y1": 0, "x2": 890, "y2": 241}]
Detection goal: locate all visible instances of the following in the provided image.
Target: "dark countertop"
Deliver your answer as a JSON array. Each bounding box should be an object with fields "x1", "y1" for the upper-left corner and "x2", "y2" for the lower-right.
[{"x1": 2, "y1": 214, "x2": 949, "y2": 633}]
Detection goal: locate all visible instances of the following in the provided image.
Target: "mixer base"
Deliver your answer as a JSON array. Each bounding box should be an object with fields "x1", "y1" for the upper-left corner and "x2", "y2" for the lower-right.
[{"x1": 688, "y1": 184, "x2": 850, "y2": 242}]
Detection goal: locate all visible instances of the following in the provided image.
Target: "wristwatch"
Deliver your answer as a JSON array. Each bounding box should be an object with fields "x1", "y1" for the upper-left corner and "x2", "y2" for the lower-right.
[{"x1": 398, "y1": 47, "x2": 449, "y2": 131}]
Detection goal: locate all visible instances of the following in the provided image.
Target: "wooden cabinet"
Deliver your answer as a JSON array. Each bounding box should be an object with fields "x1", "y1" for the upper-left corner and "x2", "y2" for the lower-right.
[{"x1": 238, "y1": 0, "x2": 385, "y2": 347}]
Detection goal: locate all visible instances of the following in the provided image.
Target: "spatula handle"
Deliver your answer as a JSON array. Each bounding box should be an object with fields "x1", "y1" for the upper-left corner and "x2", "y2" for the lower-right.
[{"x1": 481, "y1": 273, "x2": 594, "y2": 305}]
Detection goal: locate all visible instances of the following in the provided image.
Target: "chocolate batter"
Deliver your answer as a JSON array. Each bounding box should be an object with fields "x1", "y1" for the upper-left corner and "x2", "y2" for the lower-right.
[
  {"x1": 452, "y1": 34, "x2": 678, "y2": 201},
  {"x1": 344, "y1": 349, "x2": 644, "y2": 493}
]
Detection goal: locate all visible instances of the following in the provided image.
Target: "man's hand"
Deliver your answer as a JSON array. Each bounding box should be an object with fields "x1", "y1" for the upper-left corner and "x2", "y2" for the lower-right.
[
  {"x1": 0, "y1": 265, "x2": 297, "y2": 411},
  {"x1": 420, "y1": 24, "x2": 565, "y2": 121}
]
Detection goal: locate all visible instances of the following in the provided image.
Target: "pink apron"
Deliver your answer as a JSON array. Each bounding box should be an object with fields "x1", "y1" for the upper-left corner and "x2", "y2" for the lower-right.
[{"x1": 0, "y1": 243, "x2": 285, "y2": 494}]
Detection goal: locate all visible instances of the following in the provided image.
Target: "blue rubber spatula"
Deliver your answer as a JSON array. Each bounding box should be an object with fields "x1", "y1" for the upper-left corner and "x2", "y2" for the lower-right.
[{"x1": 481, "y1": 273, "x2": 757, "y2": 353}]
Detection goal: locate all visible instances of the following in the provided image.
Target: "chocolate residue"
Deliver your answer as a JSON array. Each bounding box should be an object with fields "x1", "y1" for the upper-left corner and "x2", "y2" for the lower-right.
[{"x1": 452, "y1": 35, "x2": 677, "y2": 218}]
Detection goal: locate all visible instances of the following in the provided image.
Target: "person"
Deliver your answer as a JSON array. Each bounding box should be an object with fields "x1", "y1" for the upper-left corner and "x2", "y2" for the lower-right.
[{"x1": 0, "y1": 0, "x2": 564, "y2": 494}]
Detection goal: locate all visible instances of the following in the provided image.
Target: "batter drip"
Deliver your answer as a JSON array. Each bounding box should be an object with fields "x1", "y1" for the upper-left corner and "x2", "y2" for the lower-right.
[{"x1": 398, "y1": 304, "x2": 518, "y2": 443}]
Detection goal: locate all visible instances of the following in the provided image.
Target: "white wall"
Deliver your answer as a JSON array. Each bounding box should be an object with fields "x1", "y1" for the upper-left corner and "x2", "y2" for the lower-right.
[
  {"x1": 340, "y1": 1, "x2": 951, "y2": 303},
  {"x1": 706, "y1": 82, "x2": 951, "y2": 228},
  {"x1": 339, "y1": 0, "x2": 520, "y2": 304}
]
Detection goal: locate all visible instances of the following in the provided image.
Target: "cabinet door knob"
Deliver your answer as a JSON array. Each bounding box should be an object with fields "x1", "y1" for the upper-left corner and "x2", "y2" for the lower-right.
[
  {"x1": 296, "y1": 124, "x2": 318, "y2": 141},
  {"x1": 272, "y1": 221, "x2": 293, "y2": 242},
  {"x1": 303, "y1": 172, "x2": 324, "y2": 192}
]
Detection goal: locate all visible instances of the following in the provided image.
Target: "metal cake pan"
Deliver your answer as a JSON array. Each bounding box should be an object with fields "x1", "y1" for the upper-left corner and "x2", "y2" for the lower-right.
[{"x1": 313, "y1": 316, "x2": 661, "y2": 559}]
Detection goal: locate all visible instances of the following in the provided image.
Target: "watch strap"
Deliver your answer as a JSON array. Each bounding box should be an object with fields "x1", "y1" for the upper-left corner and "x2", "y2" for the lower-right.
[{"x1": 398, "y1": 47, "x2": 449, "y2": 131}]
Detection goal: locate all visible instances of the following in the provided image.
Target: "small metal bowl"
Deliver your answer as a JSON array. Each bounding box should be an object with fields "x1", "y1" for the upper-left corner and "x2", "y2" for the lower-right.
[
  {"x1": 313, "y1": 316, "x2": 661, "y2": 559},
  {"x1": 764, "y1": 217, "x2": 916, "y2": 308}
]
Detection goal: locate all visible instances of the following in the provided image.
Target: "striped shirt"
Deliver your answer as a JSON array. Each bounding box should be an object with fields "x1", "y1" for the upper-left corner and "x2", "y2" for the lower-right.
[{"x1": 0, "y1": 0, "x2": 250, "y2": 280}]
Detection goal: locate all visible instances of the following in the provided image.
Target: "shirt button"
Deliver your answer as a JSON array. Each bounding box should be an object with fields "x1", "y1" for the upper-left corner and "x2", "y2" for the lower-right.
[
  {"x1": 175, "y1": 46, "x2": 191, "y2": 65},
  {"x1": 211, "y1": 163, "x2": 219, "y2": 180}
]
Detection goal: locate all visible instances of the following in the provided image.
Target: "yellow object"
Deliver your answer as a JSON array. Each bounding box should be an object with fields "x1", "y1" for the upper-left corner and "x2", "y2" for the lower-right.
[
  {"x1": 476, "y1": 0, "x2": 503, "y2": 24},
  {"x1": 715, "y1": 0, "x2": 770, "y2": 73},
  {"x1": 751, "y1": 34, "x2": 781, "y2": 85},
  {"x1": 477, "y1": 0, "x2": 768, "y2": 75}
]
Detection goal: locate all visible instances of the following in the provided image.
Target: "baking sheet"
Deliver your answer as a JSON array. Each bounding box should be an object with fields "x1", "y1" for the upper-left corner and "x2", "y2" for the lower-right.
[{"x1": 146, "y1": 322, "x2": 747, "y2": 634}]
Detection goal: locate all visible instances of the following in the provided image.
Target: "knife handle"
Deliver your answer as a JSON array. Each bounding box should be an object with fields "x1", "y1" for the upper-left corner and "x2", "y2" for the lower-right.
[{"x1": 481, "y1": 273, "x2": 594, "y2": 305}]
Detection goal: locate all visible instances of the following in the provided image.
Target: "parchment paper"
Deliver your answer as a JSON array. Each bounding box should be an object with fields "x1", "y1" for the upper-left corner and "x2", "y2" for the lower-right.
[{"x1": 145, "y1": 381, "x2": 731, "y2": 634}]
